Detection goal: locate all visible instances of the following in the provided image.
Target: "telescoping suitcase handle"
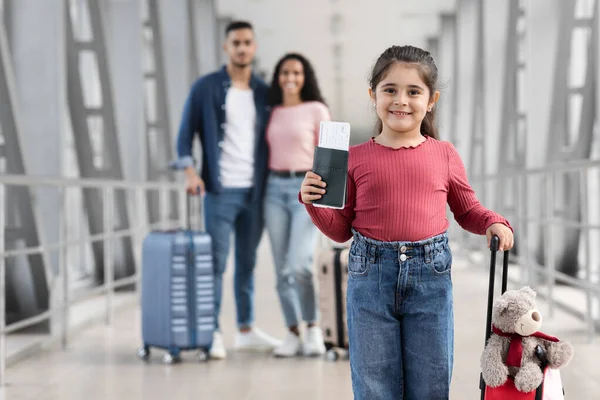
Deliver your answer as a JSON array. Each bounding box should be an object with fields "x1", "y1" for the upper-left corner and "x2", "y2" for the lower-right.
[
  {"x1": 485, "y1": 235, "x2": 509, "y2": 344},
  {"x1": 185, "y1": 191, "x2": 205, "y2": 232},
  {"x1": 168, "y1": 159, "x2": 205, "y2": 232},
  {"x1": 480, "y1": 235, "x2": 510, "y2": 400}
]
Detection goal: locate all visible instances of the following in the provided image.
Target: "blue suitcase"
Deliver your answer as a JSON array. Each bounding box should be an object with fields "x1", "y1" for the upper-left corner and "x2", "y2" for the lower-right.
[{"x1": 137, "y1": 196, "x2": 214, "y2": 364}]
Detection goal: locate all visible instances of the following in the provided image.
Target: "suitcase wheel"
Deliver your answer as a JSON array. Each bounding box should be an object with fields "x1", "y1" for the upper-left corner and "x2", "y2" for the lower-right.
[
  {"x1": 326, "y1": 347, "x2": 349, "y2": 362},
  {"x1": 137, "y1": 345, "x2": 150, "y2": 361},
  {"x1": 163, "y1": 350, "x2": 181, "y2": 364},
  {"x1": 326, "y1": 349, "x2": 340, "y2": 362},
  {"x1": 197, "y1": 349, "x2": 209, "y2": 362}
]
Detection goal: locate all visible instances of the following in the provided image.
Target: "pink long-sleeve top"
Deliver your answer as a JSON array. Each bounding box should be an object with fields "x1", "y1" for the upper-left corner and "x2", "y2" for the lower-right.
[{"x1": 303, "y1": 136, "x2": 512, "y2": 243}]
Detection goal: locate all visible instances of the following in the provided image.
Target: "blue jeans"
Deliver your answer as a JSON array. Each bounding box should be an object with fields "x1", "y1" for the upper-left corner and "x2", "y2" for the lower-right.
[
  {"x1": 347, "y1": 229, "x2": 454, "y2": 400},
  {"x1": 264, "y1": 174, "x2": 319, "y2": 327},
  {"x1": 204, "y1": 188, "x2": 263, "y2": 331}
]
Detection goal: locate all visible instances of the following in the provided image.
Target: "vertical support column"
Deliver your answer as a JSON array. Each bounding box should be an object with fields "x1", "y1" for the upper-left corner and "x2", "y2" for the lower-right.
[
  {"x1": 485, "y1": 0, "x2": 511, "y2": 180},
  {"x1": 215, "y1": 16, "x2": 232, "y2": 69},
  {"x1": 0, "y1": 184, "x2": 6, "y2": 385},
  {"x1": 187, "y1": 0, "x2": 217, "y2": 172},
  {"x1": 142, "y1": 0, "x2": 178, "y2": 224},
  {"x1": 135, "y1": 187, "x2": 145, "y2": 295},
  {"x1": 186, "y1": 0, "x2": 199, "y2": 84},
  {"x1": 105, "y1": 0, "x2": 146, "y2": 182},
  {"x1": 496, "y1": 0, "x2": 527, "y2": 171},
  {"x1": 59, "y1": 187, "x2": 69, "y2": 349},
  {"x1": 525, "y1": 0, "x2": 563, "y2": 273},
  {"x1": 330, "y1": 3, "x2": 344, "y2": 124},
  {"x1": 454, "y1": 0, "x2": 479, "y2": 163},
  {"x1": 454, "y1": 0, "x2": 482, "y2": 249},
  {"x1": 158, "y1": 0, "x2": 195, "y2": 142},
  {"x1": 191, "y1": 0, "x2": 219, "y2": 75},
  {"x1": 541, "y1": 0, "x2": 597, "y2": 277},
  {"x1": 0, "y1": 0, "x2": 52, "y2": 329},
  {"x1": 427, "y1": 37, "x2": 439, "y2": 60},
  {"x1": 594, "y1": 0, "x2": 600, "y2": 328},
  {"x1": 65, "y1": 0, "x2": 135, "y2": 282},
  {"x1": 437, "y1": 13, "x2": 457, "y2": 142},
  {"x1": 11, "y1": 0, "x2": 66, "y2": 259},
  {"x1": 105, "y1": 0, "x2": 147, "y2": 271},
  {"x1": 468, "y1": 0, "x2": 486, "y2": 204},
  {"x1": 104, "y1": 187, "x2": 114, "y2": 325},
  {"x1": 544, "y1": 174, "x2": 557, "y2": 318},
  {"x1": 1, "y1": 0, "x2": 9, "y2": 45},
  {"x1": 491, "y1": 0, "x2": 523, "y2": 257}
]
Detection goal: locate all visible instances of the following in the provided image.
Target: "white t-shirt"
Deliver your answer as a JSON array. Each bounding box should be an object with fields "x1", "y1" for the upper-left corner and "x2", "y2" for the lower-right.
[{"x1": 219, "y1": 87, "x2": 256, "y2": 188}]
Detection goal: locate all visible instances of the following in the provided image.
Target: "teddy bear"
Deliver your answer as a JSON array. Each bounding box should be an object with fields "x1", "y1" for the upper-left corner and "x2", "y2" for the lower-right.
[{"x1": 480, "y1": 286, "x2": 573, "y2": 393}]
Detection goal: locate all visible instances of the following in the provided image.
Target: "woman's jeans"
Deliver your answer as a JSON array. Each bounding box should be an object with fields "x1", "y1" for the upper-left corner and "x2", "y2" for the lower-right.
[
  {"x1": 347, "y1": 229, "x2": 454, "y2": 400},
  {"x1": 264, "y1": 174, "x2": 320, "y2": 327}
]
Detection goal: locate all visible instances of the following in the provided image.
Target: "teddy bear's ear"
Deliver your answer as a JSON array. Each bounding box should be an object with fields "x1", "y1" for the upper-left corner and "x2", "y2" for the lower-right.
[
  {"x1": 519, "y1": 286, "x2": 536, "y2": 298},
  {"x1": 495, "y1": 296, "x2": 509, "y2": 315}
]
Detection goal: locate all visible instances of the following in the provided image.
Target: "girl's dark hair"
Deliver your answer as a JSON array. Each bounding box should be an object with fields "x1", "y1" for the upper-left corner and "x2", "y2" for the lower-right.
[
  {"x1": 369, "y1": 45, "x2": 439, "y2": 139},
  {"x1": 267, "y1": 53, "x2": 326, "y2": 106}
]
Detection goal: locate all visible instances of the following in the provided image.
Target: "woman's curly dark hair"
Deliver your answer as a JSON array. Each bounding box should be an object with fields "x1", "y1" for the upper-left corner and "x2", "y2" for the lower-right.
[{"x1": 267, "y1": 53, "x2": 326, "y2": 106}]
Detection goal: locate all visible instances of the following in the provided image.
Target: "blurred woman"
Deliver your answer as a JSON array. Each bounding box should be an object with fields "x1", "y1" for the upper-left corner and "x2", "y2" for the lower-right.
[{"x1": 265, "y1": 53, "x2": 331, "y2": 357}]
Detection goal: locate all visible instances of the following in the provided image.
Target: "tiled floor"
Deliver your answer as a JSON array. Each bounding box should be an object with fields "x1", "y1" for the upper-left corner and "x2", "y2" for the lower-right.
[{"x1": 1, "y1": 237, "x2": 598, "y2": 399}]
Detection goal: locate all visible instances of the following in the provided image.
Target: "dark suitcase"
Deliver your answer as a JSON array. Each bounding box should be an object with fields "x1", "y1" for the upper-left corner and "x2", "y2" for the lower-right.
[
  {"x1": 137, "y1": 194, "x2": 214, "y2": 364},
  {"x1": 317, "y1": 244, "x2": 350, "y2": 361}
]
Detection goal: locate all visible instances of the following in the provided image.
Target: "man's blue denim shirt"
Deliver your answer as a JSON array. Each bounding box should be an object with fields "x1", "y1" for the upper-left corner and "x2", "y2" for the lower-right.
[{"x1": 176, "y1": 65, "x2": 271, "y2": 203}]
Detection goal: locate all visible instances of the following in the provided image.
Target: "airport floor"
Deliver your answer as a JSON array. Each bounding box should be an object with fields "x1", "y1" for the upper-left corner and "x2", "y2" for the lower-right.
[{"x1": 1, "y1": 237, "x2": 598, "y2": 399}]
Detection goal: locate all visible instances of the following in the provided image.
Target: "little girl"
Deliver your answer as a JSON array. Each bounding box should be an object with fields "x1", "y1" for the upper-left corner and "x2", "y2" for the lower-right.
[{"x1": 299, "y1": 45, "x2": 514, "y2": 399}]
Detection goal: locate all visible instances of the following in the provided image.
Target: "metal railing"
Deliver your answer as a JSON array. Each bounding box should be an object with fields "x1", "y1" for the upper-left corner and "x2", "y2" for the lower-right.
[
  {"x1": 458, "y1": 159, "x2": 600, "y2": 343},
  {"x1": 2, "y1": 160, "x2": 599, "y2": 386},
  {"x1": 0, "y1": 174, "x2": 191, "y2": 386}
]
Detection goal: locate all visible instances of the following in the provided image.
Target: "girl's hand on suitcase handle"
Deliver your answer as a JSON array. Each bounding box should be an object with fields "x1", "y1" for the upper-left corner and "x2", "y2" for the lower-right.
[
  {"x1": 486, "y1": 223, "x2": 514, "y2": 251},
  {"x1": 300, "y1": 171, "x2": 327, "y2": 204}
]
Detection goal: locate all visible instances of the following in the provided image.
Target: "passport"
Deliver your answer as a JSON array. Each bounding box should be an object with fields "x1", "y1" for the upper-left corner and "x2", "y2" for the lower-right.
[{"x1": 311, "y1": 146, "x2": 349, "y2": 209}]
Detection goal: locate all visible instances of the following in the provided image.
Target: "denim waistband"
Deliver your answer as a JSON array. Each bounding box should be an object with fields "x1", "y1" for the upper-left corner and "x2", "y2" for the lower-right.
[{"x1": 351, "y1": 228, "x2": 449, "y2": 262}]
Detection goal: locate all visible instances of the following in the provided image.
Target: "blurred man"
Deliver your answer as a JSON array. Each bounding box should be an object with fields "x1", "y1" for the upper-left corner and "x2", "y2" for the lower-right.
[{"x1": 176, "y1": 21, "x2": 280, "y2": 359}]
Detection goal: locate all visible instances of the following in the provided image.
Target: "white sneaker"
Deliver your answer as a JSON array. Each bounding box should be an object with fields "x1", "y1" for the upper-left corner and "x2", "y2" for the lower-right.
[
  {"x1": 234, "y1": 327, "x2": 282, "y2": 352},
  {"x1": 302, "y1": 326, "x2": 326, "y2": 356},
  {"x1": 209, "y1": 331, "x2": 226, "y2": 360},
  {"x1": 273, "y1": 332, "x2": 302, "y2": 357}
]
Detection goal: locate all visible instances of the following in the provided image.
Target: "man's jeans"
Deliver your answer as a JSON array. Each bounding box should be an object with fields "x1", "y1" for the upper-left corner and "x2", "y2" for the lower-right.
[
  {"x1": 204, "y1": 188, "x2": 263, "y2": 331},
  {"x1": 264, "y1": 174, "x2": 319, "y2": 327},
  {"x1": 347, "y1": 229, "x2": 454, "y2": 400}
]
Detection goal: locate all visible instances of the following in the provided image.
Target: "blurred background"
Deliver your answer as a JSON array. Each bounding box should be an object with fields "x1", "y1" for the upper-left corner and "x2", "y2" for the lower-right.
[{"x1": 0, "y1": 0, "x2": 599, "y2": 398}]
